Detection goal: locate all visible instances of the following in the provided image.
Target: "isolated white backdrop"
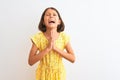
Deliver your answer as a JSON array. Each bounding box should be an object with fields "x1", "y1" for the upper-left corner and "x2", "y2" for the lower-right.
[{"x1": 0, "y1": 0, "x2": 120, "y2": 80}]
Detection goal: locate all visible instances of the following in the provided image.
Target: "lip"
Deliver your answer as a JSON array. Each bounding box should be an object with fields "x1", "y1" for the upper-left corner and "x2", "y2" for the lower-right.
[{"x1": 49, "y1": 21, "x2": 55, "y2": 23}]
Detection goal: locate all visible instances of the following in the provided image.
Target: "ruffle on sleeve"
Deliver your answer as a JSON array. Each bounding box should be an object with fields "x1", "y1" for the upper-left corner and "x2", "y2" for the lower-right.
[
  {"x1": 30, "y1": 33, "x2": 40, "y2": 48},
  {"x1": 62, "y1": 32, "x2": 70, "y2": 46}
]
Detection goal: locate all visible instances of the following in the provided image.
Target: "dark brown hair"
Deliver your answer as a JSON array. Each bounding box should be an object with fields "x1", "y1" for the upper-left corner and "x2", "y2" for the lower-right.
[{"x1": 38, "y1": 7, "x2": 65, "y2": 32}]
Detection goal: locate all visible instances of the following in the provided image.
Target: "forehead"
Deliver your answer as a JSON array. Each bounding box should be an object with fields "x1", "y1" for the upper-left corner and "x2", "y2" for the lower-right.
[{"x1": 45, "y1": 9, "x2": 58, "y2": 14}]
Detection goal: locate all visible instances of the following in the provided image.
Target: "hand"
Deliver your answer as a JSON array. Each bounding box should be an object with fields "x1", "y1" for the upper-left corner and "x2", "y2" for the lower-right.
[{"x1": 47, "y1": 30, "x2": 56, "y2": 51}]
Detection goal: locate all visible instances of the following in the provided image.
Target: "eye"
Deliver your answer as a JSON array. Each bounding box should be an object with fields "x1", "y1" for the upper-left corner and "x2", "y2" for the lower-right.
[
  {"x1": 45, "y1": 14, "x2": 50, "y2": 16},
  {"x1": 53, "y1": 13, "x2": 57, "y2": 16}
]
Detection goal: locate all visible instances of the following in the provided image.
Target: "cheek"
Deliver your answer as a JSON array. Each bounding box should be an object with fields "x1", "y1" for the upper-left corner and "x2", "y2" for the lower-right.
[
  {"x1": 57, "y1": 20, "x2": 61, "y2": 25},
  {"x1": 43, "y1": 18, "x2": 48, "y2": 24},
  {"x1": 44, "y1": 17, "x2": 47, "y2": 21}
]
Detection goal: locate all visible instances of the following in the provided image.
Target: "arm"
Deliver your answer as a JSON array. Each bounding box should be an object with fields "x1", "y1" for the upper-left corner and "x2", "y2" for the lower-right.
[
  {"x1": 28, "y1": 43, "x2": 51, "y2": 66},
  {"x1": 53, "y1": 42, "x2": 75, "y2": 63},
  {"x1": 50, "y1": 31, "x2": 75, "y2": 63}
]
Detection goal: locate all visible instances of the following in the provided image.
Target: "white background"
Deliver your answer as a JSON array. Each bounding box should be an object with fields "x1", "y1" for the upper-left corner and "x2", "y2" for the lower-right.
[{"x1": 0, "y1": 0, "x2": 120, "y2": 80}]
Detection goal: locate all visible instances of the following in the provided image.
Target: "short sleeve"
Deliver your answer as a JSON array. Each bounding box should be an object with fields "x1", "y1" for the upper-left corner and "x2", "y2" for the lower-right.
[
  {"x1": 30, "y1": 33, "x2": 40, "y2": 48},
  {"x1": 62, "y1": 32, "x2": 70, "y2": 45}
]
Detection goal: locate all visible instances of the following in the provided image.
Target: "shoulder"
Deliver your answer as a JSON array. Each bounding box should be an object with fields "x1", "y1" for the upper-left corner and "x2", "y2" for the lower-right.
[
  {"x1": 31, "y1": 32, "x2": 43, "y2": 38},
  {"x1": 30, "y1": 32, "x2": 43, "y2": 48},
  {"x1": 60, "y1": 32, "x2": 69, "y2": 37},
  {"x1": 30, "y1": 32, "x2": 44, "y2": 42},
  {"x1": 60, "y1": 32, "x2": 70, "y2": 39},
  {"x1": 60, "y1": 32, "x2": 70, "y2": 44}
]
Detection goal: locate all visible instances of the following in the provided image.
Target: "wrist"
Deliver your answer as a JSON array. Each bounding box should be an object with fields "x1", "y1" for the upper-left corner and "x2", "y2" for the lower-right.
[
  {"x1": 46, "y1": 47, "x2": 51, "y2": 52},
  {"x1": 53, "y1": 46, "x2": 58, "y2": 52}
]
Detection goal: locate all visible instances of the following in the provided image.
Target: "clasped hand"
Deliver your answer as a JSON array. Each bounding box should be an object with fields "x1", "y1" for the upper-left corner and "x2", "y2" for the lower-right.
[{"x1": 47, "y1": 31, "x2": 57, "y2": 51}]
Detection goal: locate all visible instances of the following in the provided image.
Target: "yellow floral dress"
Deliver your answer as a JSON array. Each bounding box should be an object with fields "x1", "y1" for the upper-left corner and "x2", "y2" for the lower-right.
[{"x1": 31, "y1": 32, "x2": 70, "y2": 80}]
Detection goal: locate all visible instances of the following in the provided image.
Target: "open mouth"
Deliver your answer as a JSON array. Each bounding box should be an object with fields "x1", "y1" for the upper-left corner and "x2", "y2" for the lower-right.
[{"x1": 49, "y1": 21, "x2": 55, "y2": 23}]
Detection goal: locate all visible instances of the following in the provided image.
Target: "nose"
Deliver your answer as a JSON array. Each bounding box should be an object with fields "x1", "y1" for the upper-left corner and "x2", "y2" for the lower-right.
[{"x1": 49, "y1": 14, "x2": 53, "y2": 18}]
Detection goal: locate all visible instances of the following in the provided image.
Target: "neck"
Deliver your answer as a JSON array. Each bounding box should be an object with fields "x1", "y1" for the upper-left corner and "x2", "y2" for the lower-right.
[
  {"x1": 45, "y1": 28, "x2": 58, "y2": 35},
  {"x1": 43, "y1": 28, "x2": 60, "y2": 40}
]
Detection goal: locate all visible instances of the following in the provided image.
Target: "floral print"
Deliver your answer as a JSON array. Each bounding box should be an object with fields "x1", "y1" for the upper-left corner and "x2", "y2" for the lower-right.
[{"x1": 31, "y1": 32, "x2": 69, "y2": 80}]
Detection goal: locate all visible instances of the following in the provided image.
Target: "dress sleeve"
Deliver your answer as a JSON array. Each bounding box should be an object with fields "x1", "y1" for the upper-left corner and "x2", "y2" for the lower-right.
[
  {"x1": 64, "y1": 33, "x2": 70, "y2": 45},
  {"x1": 30, "y1": 33, "x2": 40, "y2": 48}
]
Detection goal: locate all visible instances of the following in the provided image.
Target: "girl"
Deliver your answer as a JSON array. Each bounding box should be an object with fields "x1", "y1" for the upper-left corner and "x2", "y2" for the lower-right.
[{"x1": 28, "y1": 7, "x2": 75, "y2": 80}]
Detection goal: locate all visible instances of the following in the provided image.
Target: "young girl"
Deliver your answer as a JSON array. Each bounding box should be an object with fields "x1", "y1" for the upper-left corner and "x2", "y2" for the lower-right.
[{"x1": 28, "y1": 7, "x2": 75, "y2": 80}]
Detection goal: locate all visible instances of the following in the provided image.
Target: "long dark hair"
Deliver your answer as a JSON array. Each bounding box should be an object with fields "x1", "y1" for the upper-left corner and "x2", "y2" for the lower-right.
[{"x1": 38, "y1": 7, "x2": 65, "y2": 32}]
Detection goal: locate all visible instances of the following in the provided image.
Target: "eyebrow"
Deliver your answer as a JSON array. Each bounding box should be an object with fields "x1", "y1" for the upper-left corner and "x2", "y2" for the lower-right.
[{"x1": 45, "y1": 12, "x2": 57, "y2": 14}]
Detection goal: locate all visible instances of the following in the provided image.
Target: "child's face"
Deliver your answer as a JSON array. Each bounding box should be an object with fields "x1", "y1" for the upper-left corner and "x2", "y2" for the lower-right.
[{"x1": 43, "y1": 9, "x2": 61, "y2": 29}]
